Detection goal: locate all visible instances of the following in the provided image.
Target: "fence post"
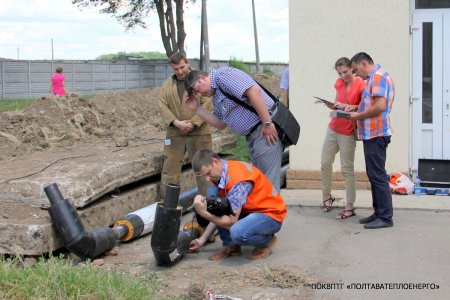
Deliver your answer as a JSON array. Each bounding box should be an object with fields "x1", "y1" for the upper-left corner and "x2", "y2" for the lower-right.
[
  {"x1": 2, "y1": 61, "x2": 4, "y2": 99},
  {"x1": 125, "y1": 63, "x2": 128, "y2": 90},
  {"x1": 28, "y1": 61, "x2": 31, "y2": 98},
  {"x1": 72, "y1": 62, "x2": 75, "y2": 94},
  {"x1": 92, "y1": 63, "x2": 95, "y2": 95},
  {"x1": 139, "y1": 63, "x2": 142, "y2": 90},
  {"x1": 109, "y1": 64, "x2": 111, "y2": 93}
]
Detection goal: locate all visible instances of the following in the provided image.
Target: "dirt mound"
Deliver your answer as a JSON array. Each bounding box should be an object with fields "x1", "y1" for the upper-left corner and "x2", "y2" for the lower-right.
[
  {"x1": 254, "y1": 73, "x2": 283, "y2": 98},
  {"x1": 0, "y1": 88, "x2": 164, "y2": 160},
  {"x1": 0, "y1": 74, "x2": 280, "y2": 161}
]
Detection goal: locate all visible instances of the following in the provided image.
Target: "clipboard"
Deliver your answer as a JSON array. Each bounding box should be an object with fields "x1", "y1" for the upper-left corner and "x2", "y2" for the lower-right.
[{"x1": 313, "y1": 96, "x2": 334, "y2": 106}]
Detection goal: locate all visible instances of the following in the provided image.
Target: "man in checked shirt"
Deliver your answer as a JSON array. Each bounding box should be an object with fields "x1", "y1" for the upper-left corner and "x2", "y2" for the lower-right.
[
  {"x1": 185, "y1": 67, "x2": 283, "y2": 191},
  {"x1": 346, "y1": 52, "x2": 395, "y2": 230}
]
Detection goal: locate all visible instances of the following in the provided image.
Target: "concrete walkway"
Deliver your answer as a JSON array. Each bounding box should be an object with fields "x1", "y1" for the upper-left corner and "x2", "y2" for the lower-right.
[
  {"x1": 100, "y1": 188, "x2": 450, "y2": 299},
  {"x1": 277, "y1": 189, "x2": 450, "y2": 299},
  {"x1": 281, "y1": 188, "x2": 450, "y2": 211}
]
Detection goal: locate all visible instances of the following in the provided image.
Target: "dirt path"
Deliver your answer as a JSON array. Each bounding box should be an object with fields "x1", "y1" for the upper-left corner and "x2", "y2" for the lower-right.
[{"x1": 91, "y1": 212, "x2": 315, "y2": 300}]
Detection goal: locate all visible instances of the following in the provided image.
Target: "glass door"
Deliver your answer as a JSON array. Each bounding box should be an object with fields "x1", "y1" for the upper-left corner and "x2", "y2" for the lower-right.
[{"x1": 411, "y1": 11, "x2": 448, "y2": 176}]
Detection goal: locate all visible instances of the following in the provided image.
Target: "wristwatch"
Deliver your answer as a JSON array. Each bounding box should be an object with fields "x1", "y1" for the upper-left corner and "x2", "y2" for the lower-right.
[{"x1": 264, "y1": 121, "x2": 272, "y2": 127}]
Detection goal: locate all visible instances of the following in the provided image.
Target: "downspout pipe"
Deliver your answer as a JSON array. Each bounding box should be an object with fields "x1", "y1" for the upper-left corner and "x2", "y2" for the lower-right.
[{"x1": 44, "y1": 183, "x2": 116, "y2": 260}]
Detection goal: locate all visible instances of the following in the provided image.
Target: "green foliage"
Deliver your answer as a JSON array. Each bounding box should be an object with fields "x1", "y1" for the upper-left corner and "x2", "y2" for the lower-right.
[
  {"x1": 0, "y1": 98, "x2": 35, "y2": 111},
  {"x1": 96, "y1": 51, "x2": 167, "y2": 61},
  {"x1": 0, "y1": 255, "x2": 164, "y2": 300},
  {"x1": 263, "y1": 66, "x2": 275, "y2": 76},
  {"x1": 228, "y1": 57, "x2": 250, "y2": 74},
  {"x1": 223, "y1": 134, "x2": 250, "y2": 162}
]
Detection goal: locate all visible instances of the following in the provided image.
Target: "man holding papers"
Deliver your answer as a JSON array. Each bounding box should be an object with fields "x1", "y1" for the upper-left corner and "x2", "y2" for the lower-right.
[{"x1": 347, "y1": 52, "x2": 395, "y2": 229}]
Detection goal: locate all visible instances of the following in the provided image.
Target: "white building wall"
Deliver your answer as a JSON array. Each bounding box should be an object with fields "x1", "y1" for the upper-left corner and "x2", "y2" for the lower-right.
[{"x1": 289, "y1": 0, "x2": 410, "y2": 173}]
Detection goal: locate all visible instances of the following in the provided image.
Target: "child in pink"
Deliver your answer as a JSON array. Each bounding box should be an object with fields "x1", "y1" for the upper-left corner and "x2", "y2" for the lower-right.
[{"x1": 49, "y1": 67, "x2": 66, "y2": 96}]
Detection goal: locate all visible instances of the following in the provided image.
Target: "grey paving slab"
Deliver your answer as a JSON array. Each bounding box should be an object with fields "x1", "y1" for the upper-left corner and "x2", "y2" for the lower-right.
[{"x1": 0, "y1": 133, "x2": 235, "y2": 208}]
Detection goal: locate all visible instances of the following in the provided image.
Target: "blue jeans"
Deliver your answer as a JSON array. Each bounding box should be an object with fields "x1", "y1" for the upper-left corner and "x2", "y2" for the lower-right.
[
  {"x1": 219, "y1": 213, "x2": 282, "y2": 248},
  {"x1": 208, "y1": 185, "x2": 282, "y2": 248}
]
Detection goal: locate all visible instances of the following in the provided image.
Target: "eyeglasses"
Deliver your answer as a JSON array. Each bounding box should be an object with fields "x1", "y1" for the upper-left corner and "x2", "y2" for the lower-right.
[{"x1": 188, "y1": 79, "x2": 200, "y2": 95}]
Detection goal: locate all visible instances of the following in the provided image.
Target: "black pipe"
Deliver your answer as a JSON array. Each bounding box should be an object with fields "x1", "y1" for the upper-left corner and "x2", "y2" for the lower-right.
[
  {"x1": 44, "y1": 183, "x2": 116, "y2": 260},
  {"x1": 164, "y1": 183, "x2": 181, "y2": 209},
  {"x1": 151, "y1": 183, "x2": 201, "y2": 266}
]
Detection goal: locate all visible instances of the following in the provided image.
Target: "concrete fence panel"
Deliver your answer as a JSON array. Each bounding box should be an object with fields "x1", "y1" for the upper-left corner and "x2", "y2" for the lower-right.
[{"x1": 0, "y1": 59, "x2": 287, "y2": 100}]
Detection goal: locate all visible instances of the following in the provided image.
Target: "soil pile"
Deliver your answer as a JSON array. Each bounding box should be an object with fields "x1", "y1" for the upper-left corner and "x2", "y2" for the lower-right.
[
  {"x1": 0, "y1": 88, "x2": 164, "y2": 160},
  {"x1": 253, "y1": 73, "x2": 283, "y2": 98},
  {"x1": 0, "y1": 74, "x2": 281, "y2": 161}
]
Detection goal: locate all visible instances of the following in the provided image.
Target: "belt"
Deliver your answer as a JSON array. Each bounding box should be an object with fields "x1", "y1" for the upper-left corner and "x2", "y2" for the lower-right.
[{"x1": 245, "y1": 122, "x2": 261, "y2": 138}]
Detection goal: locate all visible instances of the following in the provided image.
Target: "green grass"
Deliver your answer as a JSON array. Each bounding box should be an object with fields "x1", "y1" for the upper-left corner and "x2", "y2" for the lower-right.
[
  {"x1": 0, "y1": 98, "x2": 35, "y2": 111},
  {"x1": 223, "y1": 134, "x2": 250, "y2": 162},
  {"x1": 0, "y1": 255, "x2": 178, "y2": 300},
  {"x1": 228, "y1": 57, "x2": 250, "y2": 74},
  {"x1": 263, "y1": 66, "x2": 276, "y2": 76}
]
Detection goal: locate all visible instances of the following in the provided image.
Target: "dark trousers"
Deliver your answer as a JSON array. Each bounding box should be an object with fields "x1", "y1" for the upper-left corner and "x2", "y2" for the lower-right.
[{"x1": 363, "y1": 136, "x2": 393, "y2": 223}]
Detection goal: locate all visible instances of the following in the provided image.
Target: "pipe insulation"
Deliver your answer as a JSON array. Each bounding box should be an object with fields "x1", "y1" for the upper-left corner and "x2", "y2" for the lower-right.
[
  {"x1": 114, "y1": 203, "x2": 157, "y2": 241},
  {"x1": 44, "y1": 183, "x2": 116, "y2": 259},
  {"x1": 151, "y1": 183, "x2": 201, "y2": 266}
]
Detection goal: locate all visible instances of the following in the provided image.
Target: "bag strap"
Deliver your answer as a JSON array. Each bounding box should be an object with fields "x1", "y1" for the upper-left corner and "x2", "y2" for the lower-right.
[
  {"x1": 255, "y1": 81, "x2": 280, "y2": 103},
  {"x1": 216, "y1": 85, "x2": 257, "y2": 114},
  {"x1": 216, "y1": 80, "x2": 279, "y2": 115}
]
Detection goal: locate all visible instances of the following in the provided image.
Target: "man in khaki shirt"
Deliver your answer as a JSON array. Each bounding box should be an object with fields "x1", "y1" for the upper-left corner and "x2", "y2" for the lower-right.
[{"x1": 158, "y1": 52, "x2": 213, "y2": 209}]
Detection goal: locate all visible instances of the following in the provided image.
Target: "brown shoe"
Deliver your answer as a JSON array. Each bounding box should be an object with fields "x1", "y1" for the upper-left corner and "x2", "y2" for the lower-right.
[
  {"x1": 248, "y1": 235, "x2": 277, "y2": 260},
  {"x1": 208, "y1": 245, "x2": 241, "y2": 261}
]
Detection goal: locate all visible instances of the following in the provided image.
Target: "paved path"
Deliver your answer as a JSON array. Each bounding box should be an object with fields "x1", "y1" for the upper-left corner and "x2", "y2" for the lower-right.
[
  {"x1": 276, "y1": 189, "x2": 450, "y2": 299},
  {"x1": 102, "y1": 189, "x2": 450, "y2": 299}
]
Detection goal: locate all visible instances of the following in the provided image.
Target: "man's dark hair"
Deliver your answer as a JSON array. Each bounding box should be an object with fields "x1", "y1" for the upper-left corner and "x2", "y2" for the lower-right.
[
  {"x1": 350, "y1": 52, "x2": 374, "y2": 65},
  {"x1": 184, "y1": 70, "x2": 208, "y2": 94},
  {"x1": 192, "y1": 149, "x2": 220, "y2": 173},
  {"x1": 169, "y1": 52, "x2": 188, "y2": 64},
  {"x1": 55, "y1": 67, "x2": 63, "y2": 73}
]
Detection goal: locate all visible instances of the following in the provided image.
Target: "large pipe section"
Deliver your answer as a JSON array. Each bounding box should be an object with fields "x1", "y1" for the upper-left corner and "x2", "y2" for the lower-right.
[
  {"x1": 151, "y1": 183, "x2": 202, "y2": 266},
  {"x1": 45, "y1": 183, "x2": 202, "y2": 262},
  {"x1": 113, "y1": 203, "x2": 157, "y2": 241},
  {"x1": 44, "y1": 183, "x2": 116, "y2": 259},
  {"x1": 44, "y1": 151, "x2": 290, "y2": 261}
]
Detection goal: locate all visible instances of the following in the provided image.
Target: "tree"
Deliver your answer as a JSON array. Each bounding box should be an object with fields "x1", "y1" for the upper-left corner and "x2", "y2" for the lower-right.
[{"x1": 72, "y1": 0, "x2": 197, "y2": 58}]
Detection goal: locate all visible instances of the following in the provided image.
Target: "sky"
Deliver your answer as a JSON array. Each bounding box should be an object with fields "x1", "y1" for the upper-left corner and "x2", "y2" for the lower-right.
[{"x1": 0, "y1": 0, "x2": 288, "y2": 62}]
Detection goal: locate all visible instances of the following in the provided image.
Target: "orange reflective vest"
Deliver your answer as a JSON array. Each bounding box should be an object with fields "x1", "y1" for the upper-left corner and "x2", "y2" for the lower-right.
[{"x1": 219, "y1": 161, "x2": 287, "y2": 222}]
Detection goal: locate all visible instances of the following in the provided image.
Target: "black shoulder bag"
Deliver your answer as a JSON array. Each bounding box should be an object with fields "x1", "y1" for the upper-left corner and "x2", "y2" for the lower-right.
[{"x1": 217, "y1": 82, "x2": 300, "y2": 147}]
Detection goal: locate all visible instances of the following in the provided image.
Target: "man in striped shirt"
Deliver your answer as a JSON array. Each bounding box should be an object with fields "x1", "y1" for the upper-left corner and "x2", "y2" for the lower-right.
[
  {"x1": 348, "y1": 52, "x2": 395, "y2": 229},
  {"x1": 184, "y1": 67, "x2": 283, "y2": 191}
]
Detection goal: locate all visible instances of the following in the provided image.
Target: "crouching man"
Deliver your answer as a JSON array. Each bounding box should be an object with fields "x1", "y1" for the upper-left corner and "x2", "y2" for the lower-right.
[{"x1": 188, "y1": 149, "x2": 287, "y2": 260}]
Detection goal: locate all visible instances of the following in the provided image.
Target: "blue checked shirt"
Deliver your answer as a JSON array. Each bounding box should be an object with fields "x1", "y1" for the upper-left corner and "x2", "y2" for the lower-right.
[
  {"x1": 210, "y1": 67, "x2": 275, "y2": 135},
  {"x1": 216, "y1": 160, "x2": 253, "y2": 210}
]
